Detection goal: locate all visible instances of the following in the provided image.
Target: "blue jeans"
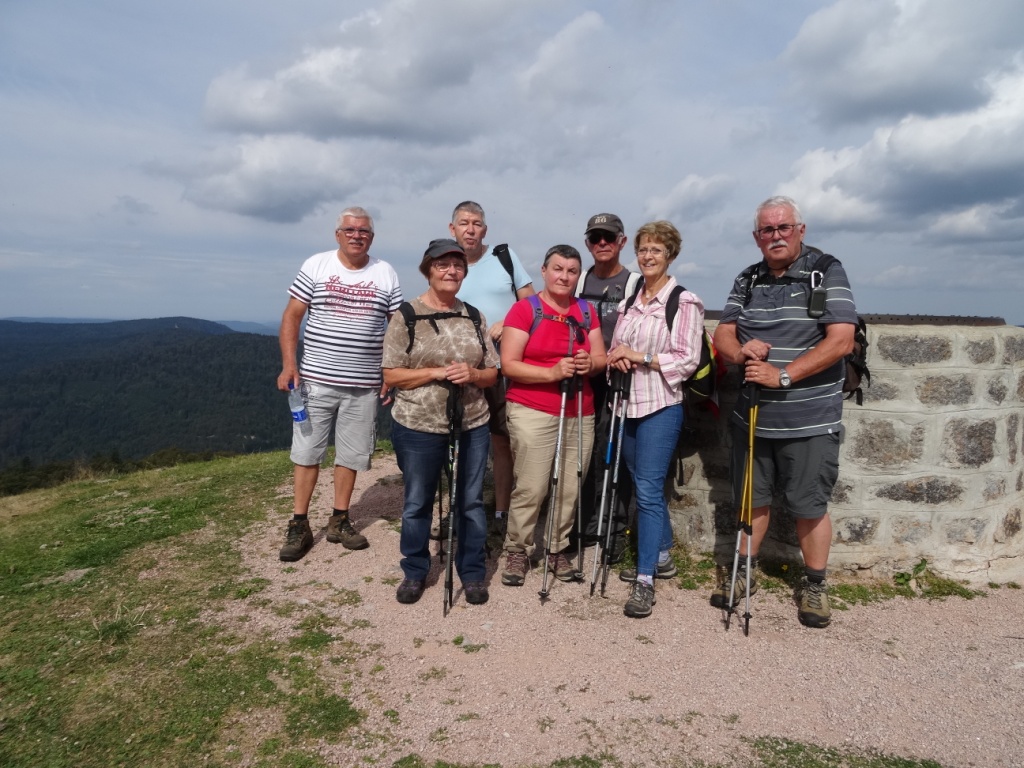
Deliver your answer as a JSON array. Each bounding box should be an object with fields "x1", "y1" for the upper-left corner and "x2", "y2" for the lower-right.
[
  {"x1": 622, "y1": 404, "x2": 683, "y2": 578},
  {"x1": 393, "y1": 421, "x2": 490, "y2": 583}
]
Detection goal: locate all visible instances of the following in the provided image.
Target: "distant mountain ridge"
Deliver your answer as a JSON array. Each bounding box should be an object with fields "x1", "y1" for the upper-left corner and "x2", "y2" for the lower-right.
[{"x1": 0, "y1": 317, "x2": 287, "y2": 471}]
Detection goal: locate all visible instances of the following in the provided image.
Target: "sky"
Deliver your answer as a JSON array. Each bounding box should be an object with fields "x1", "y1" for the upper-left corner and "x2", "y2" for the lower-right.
[{"x1": 3, "y1": 0, "x2": 1024, "y2": 326}]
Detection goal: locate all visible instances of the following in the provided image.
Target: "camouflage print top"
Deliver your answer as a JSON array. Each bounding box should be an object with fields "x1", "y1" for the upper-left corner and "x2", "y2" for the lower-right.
[{"x1": 382, "y1": 298, "x2": 499, "y2": 435}]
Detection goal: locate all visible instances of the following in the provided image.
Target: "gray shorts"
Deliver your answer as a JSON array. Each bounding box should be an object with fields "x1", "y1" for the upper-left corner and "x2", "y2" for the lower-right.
[
  {"x1": 730, "y1": 425, "x2": 840, "y2": 520},
  {"x1": 290, "y1": 381, "x2": 377, "y2": 471}
]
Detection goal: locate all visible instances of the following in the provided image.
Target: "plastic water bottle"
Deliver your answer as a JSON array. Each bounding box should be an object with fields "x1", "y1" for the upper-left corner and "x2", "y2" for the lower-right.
[{"x1": 288, "y1": 383, "x2": 312, "y2": 435}]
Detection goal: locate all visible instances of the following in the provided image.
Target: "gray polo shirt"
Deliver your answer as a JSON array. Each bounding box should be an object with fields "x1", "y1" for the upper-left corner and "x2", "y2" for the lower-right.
[{"x1": 720, "y1": 245, "x2": 858, "y2": 439}]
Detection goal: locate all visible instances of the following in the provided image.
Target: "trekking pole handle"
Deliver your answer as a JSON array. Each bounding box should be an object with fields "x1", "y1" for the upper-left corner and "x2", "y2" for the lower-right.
[{"x1": 746, "y1": 382, "x2": 761, "y2": 409}]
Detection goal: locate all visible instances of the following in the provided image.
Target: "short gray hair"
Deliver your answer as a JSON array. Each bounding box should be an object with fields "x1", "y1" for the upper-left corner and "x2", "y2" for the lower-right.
[
  {"x1": 754, "y1": 196, "x2": 803, "y2": 228},
  {"x1": 336, "y1": 207, "x2": 374, "y2": 232},
  {"x1": 451, "y1": 201, "x2": 486, "y2": 224}
]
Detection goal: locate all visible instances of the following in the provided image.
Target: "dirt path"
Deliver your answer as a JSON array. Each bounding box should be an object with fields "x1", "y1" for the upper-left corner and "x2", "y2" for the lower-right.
[{"x1": 232, "y1": 455, "x2": 1024, "y2": 767}]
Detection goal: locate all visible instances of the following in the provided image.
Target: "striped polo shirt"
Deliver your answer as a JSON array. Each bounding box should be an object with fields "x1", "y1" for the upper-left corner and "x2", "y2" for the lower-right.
[{"x1": 720, "y1": 246, "x2": 858, "y2": 439}]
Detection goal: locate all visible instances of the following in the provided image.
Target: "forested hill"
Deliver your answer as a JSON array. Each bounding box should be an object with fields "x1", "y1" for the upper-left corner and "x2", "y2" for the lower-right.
[{"x1": 0, "y1": 318, "x2": 287, "y2": 472}]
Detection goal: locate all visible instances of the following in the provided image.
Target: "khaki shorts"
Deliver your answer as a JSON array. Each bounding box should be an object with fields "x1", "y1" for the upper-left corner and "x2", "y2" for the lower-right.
[
  {"x1": 483, "y1": 380, "x2": 509, "y2": 438},
  {"x1": 290, "y1": 381, "x2": 377, "y2": 471}
]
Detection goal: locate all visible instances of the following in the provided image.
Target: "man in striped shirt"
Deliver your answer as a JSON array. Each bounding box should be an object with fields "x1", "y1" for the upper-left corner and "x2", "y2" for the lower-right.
[
  {"x1": 712, "y1": 196, "x2": 857, "y2": 628},
  {"x1": 276, "y1": 207, "x2": 403, "y2": 562}
]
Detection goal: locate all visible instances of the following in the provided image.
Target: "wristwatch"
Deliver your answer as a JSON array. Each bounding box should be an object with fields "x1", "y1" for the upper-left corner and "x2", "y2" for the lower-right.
[
  {"x1": 778, "y1": 368, "x2": 792, "y2": 388},
  {"x1": 642, "y1": 353, "x2": 653, "y2": 368}
]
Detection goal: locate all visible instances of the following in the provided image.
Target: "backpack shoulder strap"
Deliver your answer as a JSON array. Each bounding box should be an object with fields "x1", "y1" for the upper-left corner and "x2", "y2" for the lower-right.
[
  {"x1": 574, "y1": 265, "x2": 594, "y2": 298},
  {"x1": 493, "y1": 244, "x2": 517, "y2": 299},
  {"x1": 398, "y1": 301, "x2": 417, "y2": 354},
  {"x1": 574, "y1": 298, "x2": 592, "y2": 331},
  {"x1": 665, "y1": 285, "x2": 684, "y2": 330},
  {"x1": 462, "y1": 302, "x2": 488, "y2": 360},
  {"x1": 624, "y1": 271, "x2": 641, "y2": 299},
  {"x1": 527, "y1": 294, "x2": 544, "y2": 335}
]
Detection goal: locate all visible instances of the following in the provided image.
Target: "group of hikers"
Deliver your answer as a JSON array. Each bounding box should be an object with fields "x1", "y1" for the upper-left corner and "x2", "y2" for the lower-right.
[{"x1": 275, "y1": 196, "x2": 859, "y2": 627}]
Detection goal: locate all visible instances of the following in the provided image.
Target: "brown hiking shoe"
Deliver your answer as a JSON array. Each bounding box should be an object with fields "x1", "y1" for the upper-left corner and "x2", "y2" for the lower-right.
[
  {"x1": 798, "y1": 578, "x2": 831, "y2": 628},
  {"x1": 279, "y1": 518, "x2": 313, "y2": 562},
  {"x1": 501, "y1": 551, "x2": 530, "y2": 586},
  {"x1": 549, "y1": 552, "x2": 577, "y2": 582},
  {"x1": 326, "y1": 513, "x2": 368, "y2": 550},
  {"x1": 710, "y1": 565, "x2": 758, "y2": 608}
]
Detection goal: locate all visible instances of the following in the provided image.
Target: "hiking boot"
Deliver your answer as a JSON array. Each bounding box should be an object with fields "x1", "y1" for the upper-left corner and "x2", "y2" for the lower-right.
[
  {"x1": 501, "y1": 551, "x2": 530, "y2": 586},
  {"x1": 624, "y1": 580, "x2": 656, "y2": 619},
  {"x1": 798, "y1": 578, "x2": 831, "y2": 628},
  {"x1": 710, "y1": 566, "x2": 758, "y2": 608},
  {"x1": 279, "y1": 518, "x2": 313, "y2": 562},
  {"x1": 618, "y1": 559, "x2": 678, "y2": 583},
  {"x1": 463, "y1": 581, "x2": 489, "y2": 605},
  {"x1": 549, "y1": 552, "x2": 577, "y2": 582},
  {"x1": 326, "y1": 513, "x2": 369, "y2": 550},
  {"x1": 396, "y1": 578, "x2": 425, "y2": 604}
]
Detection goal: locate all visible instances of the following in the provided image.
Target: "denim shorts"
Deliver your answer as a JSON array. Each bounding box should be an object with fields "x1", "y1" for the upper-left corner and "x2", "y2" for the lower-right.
[
  {"x1": 290, "y1": 381, "x2": 377, "y2": 471},
  {"x1": 730, "y1": 425, "x2": 841, "y2": 519}
]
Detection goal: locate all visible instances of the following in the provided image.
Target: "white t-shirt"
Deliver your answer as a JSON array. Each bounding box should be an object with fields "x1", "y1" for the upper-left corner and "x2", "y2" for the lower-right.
[{"x1": 288, "y1": 251, "x2": 403, "y2": 388}]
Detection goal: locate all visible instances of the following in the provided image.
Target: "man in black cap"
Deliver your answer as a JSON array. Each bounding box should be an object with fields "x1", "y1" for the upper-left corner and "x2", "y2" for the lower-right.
[{"x1": 574, "y1": 213, "x2": 640, "y2": 562}]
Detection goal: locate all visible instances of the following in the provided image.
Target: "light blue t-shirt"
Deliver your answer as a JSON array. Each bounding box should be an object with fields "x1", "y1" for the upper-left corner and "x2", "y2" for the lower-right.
[{"x1": 457, "y1": 245, "x2": 533, "y2": 330}]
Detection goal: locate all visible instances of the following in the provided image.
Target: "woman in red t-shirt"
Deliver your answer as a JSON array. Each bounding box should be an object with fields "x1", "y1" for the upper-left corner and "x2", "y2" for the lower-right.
[{"x1": 499, "y1": 245, "x2": 607, "y2": 587}]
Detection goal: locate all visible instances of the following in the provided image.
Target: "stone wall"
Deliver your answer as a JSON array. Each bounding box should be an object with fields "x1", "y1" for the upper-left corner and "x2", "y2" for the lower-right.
[{"x1": 670, "y1": 319, "x2": 1024, "y2": 585}]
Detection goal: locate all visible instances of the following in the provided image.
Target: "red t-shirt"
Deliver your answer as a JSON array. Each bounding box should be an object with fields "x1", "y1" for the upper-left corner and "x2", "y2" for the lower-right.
[{"x1": 503, "y1": 296, "x2": 596, "y2": 417}]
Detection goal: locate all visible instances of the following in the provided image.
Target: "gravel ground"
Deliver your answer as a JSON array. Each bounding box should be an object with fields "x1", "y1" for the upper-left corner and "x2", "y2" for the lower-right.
[{"x1": 229, "y1": 455, "x2": 1024, "y2": 768}]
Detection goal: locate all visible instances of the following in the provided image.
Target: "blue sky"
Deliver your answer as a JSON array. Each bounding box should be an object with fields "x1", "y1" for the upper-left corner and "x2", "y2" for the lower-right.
[{"x1": 3, "y1": 0, "x2": 1024, "y2": 325}]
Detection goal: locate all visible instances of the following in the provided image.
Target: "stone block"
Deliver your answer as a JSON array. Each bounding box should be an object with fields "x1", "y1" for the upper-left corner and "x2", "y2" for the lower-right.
[
  {"x1": 834, "y1": 516, "x2": 878, "y2": 545},
  {"x1": 1004, "y1": 336, "x2": 1024, "y2": 364},
  {"x1": 982, "y1": 476, "x2": 1006, "y2": 501},
  {"x1": 987, "y1": 377, "x2": 1008, "y2": 404},
  {"x1": 995, "y1": 507, "x2": 1022, "y2": 543},
  {"x1": 944, "y1": 517, "x2": 988, "y2": 545},
  {"x1": 966, "y1": 338, "x2": 996, "y2": 364},
  {"x1": 831, "y1": 479, "x2": 853, "y2": 504},
  {"x1": 860, "y1": 380, "x2": 899, "y2": 403},
  {"x1": 917, "y1": 375, "x2": 974, "y2": 406},
  {"x1": 875, "y1": 476, "x2": 964, "y2": 504},
  {"x1": 848, "y1": 419, "x2": 924, "y2": 469},
  {"x1": 878, "y1": 335, "x2": 951, "y2": 366},
  {"x1": 942, "y1": 418, "x2": 996, "y2": 468},
  {"x1": 891, "y1": 516, "x2": 932, "y2": 545}
]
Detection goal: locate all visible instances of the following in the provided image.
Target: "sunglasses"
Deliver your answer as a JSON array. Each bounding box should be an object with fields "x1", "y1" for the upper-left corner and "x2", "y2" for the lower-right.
[{"x1": 587, "y1": 230, "x2": 619, "y2": 245}]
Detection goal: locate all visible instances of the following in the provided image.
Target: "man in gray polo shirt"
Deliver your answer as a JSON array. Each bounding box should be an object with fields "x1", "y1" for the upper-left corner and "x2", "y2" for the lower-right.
[{"x1": 711, "y1": 196, "x2": 857, "y2": 628}]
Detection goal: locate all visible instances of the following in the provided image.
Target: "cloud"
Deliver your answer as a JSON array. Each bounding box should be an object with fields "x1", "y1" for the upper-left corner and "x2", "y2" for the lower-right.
[
  {"x1": 644, "y1": 173, "x2": 734, "y2": 223},
  {"x1": 785, "y1": 0, "x2": 1024, "y2": 125},
  {"x1": 779, "y1": 64, "x2": 1024, "y2": 241}
]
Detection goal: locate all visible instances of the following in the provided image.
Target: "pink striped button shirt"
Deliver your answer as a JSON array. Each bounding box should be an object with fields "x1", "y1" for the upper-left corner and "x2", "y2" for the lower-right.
[{"x1": 610, "y1": 277, "x2": 705, "y2": 419}]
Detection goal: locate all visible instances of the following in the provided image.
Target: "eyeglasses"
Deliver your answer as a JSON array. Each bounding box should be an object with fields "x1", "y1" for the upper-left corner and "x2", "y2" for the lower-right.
[
  {"x1": 587, "y1": 230, "x2": 618, "y2": 245},
  {"x1": 432, "y1": 260, "x2": 466, "y2": 273},
  {"x1": 754, "y1": 223, "x2": 799, "y2": 240},
  {"x1": 636, "y1": 246, "x2": 666, "y2": 257},
  {"x1": 337, "y1": 227, "x2": 373, "y2": 238}
]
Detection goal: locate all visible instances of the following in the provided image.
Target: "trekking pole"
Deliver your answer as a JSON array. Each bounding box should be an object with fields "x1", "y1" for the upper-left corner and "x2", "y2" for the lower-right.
[
  {"x1": 573, "y1": 370, "x2": 585, "y2": 581},
  {"x1": 590, "y1": 368, "x2": 625, "y2": 595},
  {"x1": 443, "y1": 383, "x2": 464, "y2": 617},
  {"x1": 725, "y1": 383, "x2": 759, "y2": 635},
  {"x1": 539, "y1": 322, "x2": 581, "y2": 602},
  {"x1": 599, "y1": 368, "x2": 632, "y2": 597}
]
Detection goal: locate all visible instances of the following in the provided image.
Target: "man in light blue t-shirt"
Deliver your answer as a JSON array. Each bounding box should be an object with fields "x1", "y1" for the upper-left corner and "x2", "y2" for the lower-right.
[{"x1": 451, "y1": 201, "x2": 535, "y2": 526}]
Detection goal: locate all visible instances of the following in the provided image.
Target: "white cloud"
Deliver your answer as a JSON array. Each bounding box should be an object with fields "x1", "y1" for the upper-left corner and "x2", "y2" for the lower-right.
[
  {"x1": 785, "y1": 0, "x2": 1024, "y2": 124},
  {"x1": 644, "y1": 173, "x2": 734, "y2": 223}
]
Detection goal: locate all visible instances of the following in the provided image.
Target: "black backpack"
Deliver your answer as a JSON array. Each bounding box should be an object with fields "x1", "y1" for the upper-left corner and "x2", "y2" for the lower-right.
[
  {"x1": 622, "y1": 284, "x2": 719, "y2": 405},
  {"x1": 740, "y1": 247, "x2": 870, "y2": 404},
  {"x1": 397, "y1": 301, "x2": 487, "y2": 358}
]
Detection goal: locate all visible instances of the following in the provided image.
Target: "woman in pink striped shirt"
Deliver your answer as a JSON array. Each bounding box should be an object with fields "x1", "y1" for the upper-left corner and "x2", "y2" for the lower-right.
[{"x1": 607, "y1": 221, "x2": 705, "y2": 618}]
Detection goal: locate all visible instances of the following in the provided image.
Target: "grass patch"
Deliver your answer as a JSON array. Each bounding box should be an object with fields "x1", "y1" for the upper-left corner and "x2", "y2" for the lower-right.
[{"x1": 751, "y1": 735, "x2": 945, "y2": 767}]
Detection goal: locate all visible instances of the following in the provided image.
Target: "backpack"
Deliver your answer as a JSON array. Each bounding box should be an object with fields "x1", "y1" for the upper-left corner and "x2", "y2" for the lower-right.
[
  {"x1": 622, "y1": 283, "x2": 720, "y2": 405},
  {"x1": 397, "y1": 301, "x2": 488, "y2": 359},
  {"x1": 740, "y1": 247, "x2": 870, "y2": 404},
  {"x1": 493, "y1": 243, "x2": 518, "y2": 300},
  {"x1": 526, "y1": 294, "x2": 593, "y2": 337}
]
